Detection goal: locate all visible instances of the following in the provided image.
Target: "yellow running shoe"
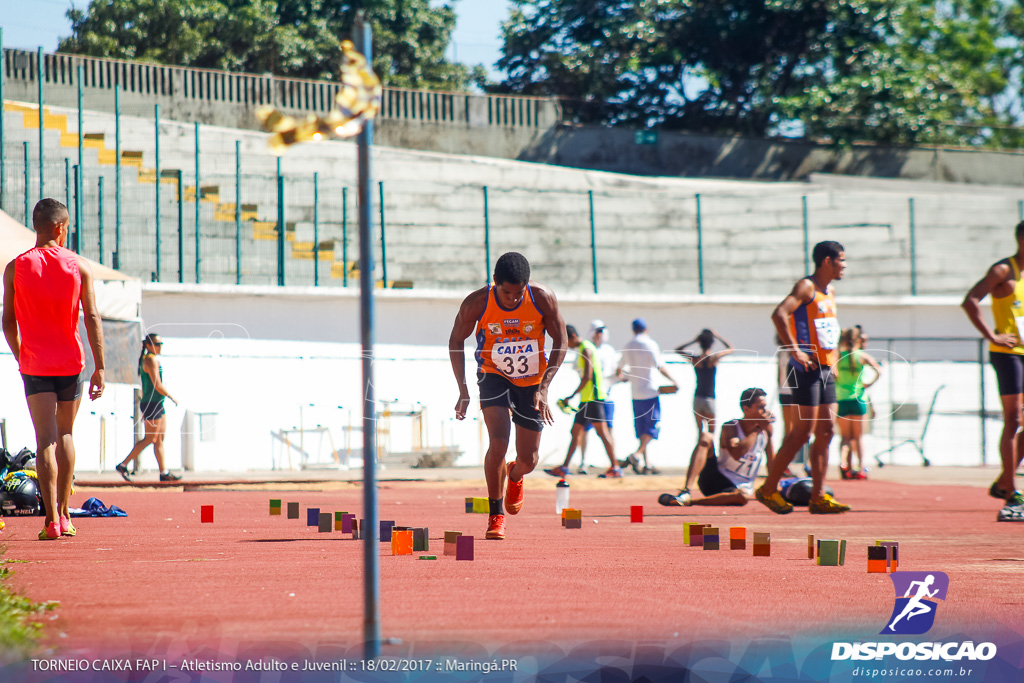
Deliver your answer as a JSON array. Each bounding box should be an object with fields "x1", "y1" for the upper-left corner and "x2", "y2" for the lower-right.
[
  {"x1": 755, "y1": 486, "x2": 793, "y2": 515},
  {"x1": 809, "y1": 493, "x2": 851, "y2": 514}
]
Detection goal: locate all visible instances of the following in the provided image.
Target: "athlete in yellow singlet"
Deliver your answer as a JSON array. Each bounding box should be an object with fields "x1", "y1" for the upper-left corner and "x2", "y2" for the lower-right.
[
  {"x1": 963, "y1": 221, "x2": 1024, "y2": 522},
  {"x1": 449, "y1": 252, "x2": 568, "y2": 540},
  {"x1": 756, "y1": 240, "x2": 851, "y2": 515}
]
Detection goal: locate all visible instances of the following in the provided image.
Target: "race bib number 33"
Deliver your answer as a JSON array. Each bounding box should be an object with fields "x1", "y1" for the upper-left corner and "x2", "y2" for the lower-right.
[{"x1": 492, "y1": 342, "x2": 539, "y2": 379}]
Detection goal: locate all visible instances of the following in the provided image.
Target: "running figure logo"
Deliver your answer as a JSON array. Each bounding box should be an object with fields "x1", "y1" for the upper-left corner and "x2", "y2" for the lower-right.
[{"x1": 882, "y1": 572, "x2": 949, "y2": 635}]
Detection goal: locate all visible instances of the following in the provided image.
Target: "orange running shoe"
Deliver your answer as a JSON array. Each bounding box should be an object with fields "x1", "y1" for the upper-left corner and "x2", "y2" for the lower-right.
[
  {"x1": 485, "y1": 514, "x2": 506, "y2": 540},
  {"x1": 505, "y1": 461, "x2": 524, "y2": 514}
]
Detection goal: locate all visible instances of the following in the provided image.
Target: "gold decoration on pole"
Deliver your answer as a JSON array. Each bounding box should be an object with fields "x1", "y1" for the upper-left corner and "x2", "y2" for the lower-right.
[{"x1": 257, "y1": 40, "x2": 382, "y2": 153}]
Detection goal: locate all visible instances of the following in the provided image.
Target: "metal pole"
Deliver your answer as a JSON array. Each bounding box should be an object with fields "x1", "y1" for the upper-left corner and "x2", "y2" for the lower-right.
[
  {"x1": 979, "y1": 339, "x2": 987, "y2": 466},
  {"x1": 37, "y1": 47, "x2": 44, "y2": 202},
  {"x1": 342, "y1": 187, "x2": 348, "y2": 287},
  {"x1": 909, "y1": 197, "x2": 917, "y2": 296},
  {"x1": 235, "y1": 140, "x2": 241, "y2": 285},
  {"x1": 114, "y1": 84, "x2": 121, "y2": 269},
  {"x1": 696, "y1": 193, "x2": 704, "y2": 294},
  {"x1": 379, "y1": 180, "x2": 387, "y2": 287},
  {"x1": 588, "y1": 190, "x2": 598, "y2": 294},
  {"x1": 64, "y1": 158, "x2": 72, "y2": 249},
  {"x1": 194, "y1": 122, "x2": 201, "y2": 283},
  {"x1": 23, "y1": 142, "x2": 30, "y2": 225},
  {"x1": 887, "y1": 338, "x2": 894, "y2": 460},
  {"x1": 483, "y1": 186, "x2": 490, "y2": 283},
  {"x1": 72, "y1": 165, "x2": 80, "y2": 253},
  {"x1": 354, "y1": 12, "x2": 380, "y2": 660},
  {"x1": 277, "y1": 161, "x2": 285, "y2": 286},
  {"x1": 177, "y1": 170, "x2": 183, "y2": 284},
  {"x1": 98, "y1": 176, "x2": 104, "y2": 264},
  {"x1": 155, "y1": 104, "x2": 161, "y2": 282},
  {"x1": 313, "y1": 172, "x2": 320, "y2": 286},
  {"x1": 77, "y1": 65, "x2": 83, "y2": 242},
  {"x1": 1019, "y1": 199, "x2": 1023, "y2": 223},
  {"x1": 802, "y1": 195, "x2": 810, "y2": 274}
]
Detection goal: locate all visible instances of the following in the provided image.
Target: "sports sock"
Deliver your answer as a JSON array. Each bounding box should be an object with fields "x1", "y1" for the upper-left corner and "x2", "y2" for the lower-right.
[{"x1": 489, "y1": 498, "x2": 504, "y2": 516}]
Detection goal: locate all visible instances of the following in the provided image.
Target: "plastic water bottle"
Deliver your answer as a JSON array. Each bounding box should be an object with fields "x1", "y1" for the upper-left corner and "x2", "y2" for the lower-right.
[{"x1": 555, "y1": 479, "x2": 570, "y2": 514}]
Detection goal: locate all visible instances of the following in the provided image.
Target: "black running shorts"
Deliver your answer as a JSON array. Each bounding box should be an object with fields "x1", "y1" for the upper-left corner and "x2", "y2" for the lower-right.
[
  {"x1": 573, "y1": 399, "x2": 608, "y2": 428},
  {"x1": 21, "y1": 373, "x2": 82, "y2": 402},
  {"x1": 140, "y1": 401, "x2": 166, "y2": 421},
  {"x1": 991, "y1": 351, "x2": 1024, "y2": 396},
  {"x1": 478, "y1": 372, "x2": 543, "y2": 432},
  {"x1": 788, "y1": 363, "x2": 837, "y2": 406},
  {"x1": 697, "y1": 452, "x2": 738, "y2": 497}
]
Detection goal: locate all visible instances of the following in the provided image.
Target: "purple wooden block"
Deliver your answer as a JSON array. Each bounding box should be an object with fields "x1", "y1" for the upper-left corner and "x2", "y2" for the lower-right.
[
  {"x1": 455, "y1": 535, "x2": 474, "y2": 561},
  {"x1": 306, "y1": 508, "x2": 320, "y2": 526},
  {"x1": 380, "y1": 520, "x2": 395, "y2": 542},
  {"x1": 341, "y1": 513, "x2": 355, "y2": 534}
]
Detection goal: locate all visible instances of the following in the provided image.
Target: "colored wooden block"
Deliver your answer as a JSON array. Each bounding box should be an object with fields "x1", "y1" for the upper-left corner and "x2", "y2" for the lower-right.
[
  {"x1": 840, "y1": 539, "x2": 847, "y2": 566},
  {"x1": 418, "y1": 556, "x2": 437, "y2": 560},
  {"x1": 413, "y1": 527, "x2": 429, "y2": 552},
  {"x1": 200, "y1": 505, "x2": 213, "y2": 523},
  {"x1": 465, "y1": 497, "x2": 474, "y2": 513},
  {"x1": 270, "y1": 499, "x2": 282, "y2": 515},
  {"x1": 868, "y1": 545, "x2": 888, "y2": 573},
  {"x1": 631, "y1": 506, "x2": 643, "y2": 523},
  {"x1": 729, "y1": 527, "x2": 746, "y2": 550},
  {"x1": 565, "y1": 518, "x2": 582, "y2": 529},
  {"x1": 334, "y1": 511, "x2": 345, "y2": 531},
  {"x1": 307, "y1": 508, "x2": 320, "y2": 527},
  {"x1": 341, "y1": 513, "x2": 355, "y2": 534},
  {"x1": 287, "y1": 502, "x2": 299, "y2": 519},
  {"x1": 752, "y1": 532, "x2": 770, "y2": 557},
  {"x1": 318, "y1": 512, "x2": 332, "y2": 533},
  {"x1": 380, "y1": 520, "x2": 395, "y2": 542},
  {"x1": 456, "y1": 535, "x2": 474, "y2": 561},
  {"x1": 730, "y1": 538, "x2": 745, "y2": 550},
  {"x1": 391, "y1": 529, "x2": 413, "y2": 555},
  {"x1": 444, "y1": 531, "x2": 462, "y2": 556},
  {"x1": 473, "y1": 498, "x2": 490, "y2": 514},
  {"x1": 808, "y1": 534, "x2": 815, "y2": 559},
  {"x1": 703, "y1": 527, "x2": 720, "y2": 550},
  {"x1": 876, "y1": 541, "x2": 899, "y2": 571},
  {"x1": 683, "y1": 522, "x2": 702, "y2": 544},
  {"x1": 817, "y1": 539, "x2": 841, "y2": 566}
]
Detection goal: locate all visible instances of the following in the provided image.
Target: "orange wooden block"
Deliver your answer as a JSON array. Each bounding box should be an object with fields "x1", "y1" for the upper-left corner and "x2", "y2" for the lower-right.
[{"x1": 391, "y1": 529, "x2": 413, "y2": 555}]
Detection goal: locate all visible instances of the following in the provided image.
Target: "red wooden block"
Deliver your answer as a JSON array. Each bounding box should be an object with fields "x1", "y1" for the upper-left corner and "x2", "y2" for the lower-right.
[
  {"x1": 200, "y1": 505, "x2": 213, "y2": 523},
  {"x1": 630, "y1": 506, "x2": 643, "y2": 523}
]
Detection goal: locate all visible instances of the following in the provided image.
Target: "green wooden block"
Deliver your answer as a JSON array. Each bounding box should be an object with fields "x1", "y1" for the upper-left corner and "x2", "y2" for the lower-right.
[
  {"x1": 413, "y1": 527, "x2": 429, "y2": 552},
  {"x1": 418, "y1": 556, "x2": 437, "y2": 560},
  {"x1": 817, "y1": 539, "x2": 841, "y2": 566}
]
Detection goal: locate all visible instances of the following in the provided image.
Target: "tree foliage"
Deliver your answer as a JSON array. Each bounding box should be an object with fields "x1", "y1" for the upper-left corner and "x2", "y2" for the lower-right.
[
  {"x1": 496, "y1": 0, "x2": 1024, "y2": 147},
  {"x1": 58, "y1": 0, "x2": 486, "y2": 91}
]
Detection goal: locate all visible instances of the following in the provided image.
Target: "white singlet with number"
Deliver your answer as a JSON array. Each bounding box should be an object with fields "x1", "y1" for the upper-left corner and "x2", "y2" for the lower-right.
[{"x1": 716, "y1": 420, "x2": 768, "y2": 492}]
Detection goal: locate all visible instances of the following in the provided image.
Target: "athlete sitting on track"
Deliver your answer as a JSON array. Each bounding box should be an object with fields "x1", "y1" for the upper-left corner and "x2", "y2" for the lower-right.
[{"x1": 659, "y1": 387, "x2": 775, "y2": 507}]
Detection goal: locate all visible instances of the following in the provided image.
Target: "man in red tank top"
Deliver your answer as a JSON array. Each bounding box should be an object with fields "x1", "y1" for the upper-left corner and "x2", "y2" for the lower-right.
[
  {"x1": 449, "y1": 252, "x2": 568, "y2": 540},
  {"x1": 3, "y1": 199, "x2": 106, "y2": 540}
]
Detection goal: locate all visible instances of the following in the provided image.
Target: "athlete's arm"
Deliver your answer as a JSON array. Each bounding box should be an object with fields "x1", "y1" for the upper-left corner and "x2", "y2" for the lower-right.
[
  {"x1": 449, "y1": 287, "x2": 487, "y2": 420},
  {"x1": 963, "y1": 261, "x2": 1016, "y2": 348},
  {"x1": 533, "y1": 283, "x2": 567, "y2": 426},
  {"x1": 2, "y1": 261, "x2": 19, "y2": 363},
  {"x1": 859, "y1": 351, "x2": 882, "y2": 388},
  {"x1": 771, "y1": 278, "x2": 816, "y2": 370},
  {"x1": 78, "y1": 259, "x2": 106, "y2": 400},
  {"x1": 719, "y1": 421, "x2": 762, "y2": 461},
  {"x1": 711, "y1": 330, "x2": 735, "y2": 360}
]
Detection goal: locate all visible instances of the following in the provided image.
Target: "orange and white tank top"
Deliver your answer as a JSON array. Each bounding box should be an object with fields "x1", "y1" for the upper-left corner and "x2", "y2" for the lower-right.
[
  {"x1": 475, "y1": 284, "x2": 548, "y2": 387},
  {"x1": 990, "y1": 257, "x2": 1024, "y2": 356},
  {"x1": 788, "y1": 276, "x2": 839, "y2": 367},
  {"x1": 13, "y1": 246, "x2": 85, "y2": 376}
]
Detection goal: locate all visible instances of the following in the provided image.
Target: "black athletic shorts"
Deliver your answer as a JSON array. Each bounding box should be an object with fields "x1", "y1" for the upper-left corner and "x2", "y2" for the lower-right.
[
  {"x1": 21, "y1": 373, "x2": 82, "y2": 402},
  {"x1": 478, "y1": 372, "x2": 543, "y2": 432},
  {"x1": 991, "y1": 351, "x2": 1024, "y2": 396},
  {"x1": 788, "y1": 363, "x2": 837, "y2": 406},
  {"x1": 140, "y1": 401, "x2": 166, "y2": 421},
  {"x1": 573, "y1": 399, "x2": 608, "y2": 428},
  {"x1": 697, "y1": 451, "x2": 738, "y2": 497}
]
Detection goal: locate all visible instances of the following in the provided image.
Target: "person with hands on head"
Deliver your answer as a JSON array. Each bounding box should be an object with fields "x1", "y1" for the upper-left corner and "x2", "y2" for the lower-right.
[
  {"x1": 962, "y1": 221, "x2": 1024, "y2": 522},
  {"x1": 449, "y1": 252, "x2": 567, "y2": 540},
  {"x1": 545, "y1": 324, "x2": 619, "y2": 479},
  {"x1": 2, "y1": 198, "x2": 105, "y2": 540},
  {"x1": 755, "y1": 240, "x2": 850, "y2": 515},
  {"x1": 660, "y1": 388, "x2": 775, "y2": 507},
  {"x1": 116, "y1": 333, "x2": 182, "y2": 482},
  {"x1": 675, "y1": 328, "x2": 734, "y2": 434}
]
